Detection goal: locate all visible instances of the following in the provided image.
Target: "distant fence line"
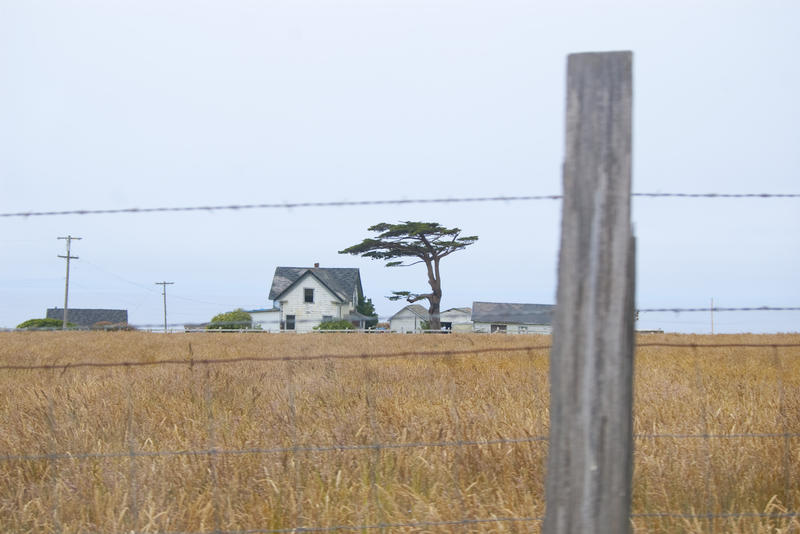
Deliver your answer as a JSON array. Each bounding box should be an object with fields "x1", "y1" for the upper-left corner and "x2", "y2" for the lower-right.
[
  {"x1": 1, "y1": 339, "x2": 797, "y2": 372},
  {"x1": 3, "y1": 305, "x2": 798, "y2": 332}
]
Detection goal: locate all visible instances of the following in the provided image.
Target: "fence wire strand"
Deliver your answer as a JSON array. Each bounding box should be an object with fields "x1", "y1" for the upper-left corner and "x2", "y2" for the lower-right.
[
  {"x1": 2, "y1": 191, "x2": 798, "y2": 218},
  {"x1": 1, "y1": 341, "x2": 798, "y2": 373},
  {"x1": 4, "y1": 432, "x2": 798, "y2": 464}
]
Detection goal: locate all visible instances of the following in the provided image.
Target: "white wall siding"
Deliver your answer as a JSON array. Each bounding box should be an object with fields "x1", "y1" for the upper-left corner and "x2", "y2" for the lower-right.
[
  {"x1": 441, "y1": 309, "x2": 471, "y2": 326},
  {"x1": 250, "y1": 310, "x2": 281, "y2": 332},
  {"x1": 473, "y1": 322, "x2": 552, "y2": 334}
]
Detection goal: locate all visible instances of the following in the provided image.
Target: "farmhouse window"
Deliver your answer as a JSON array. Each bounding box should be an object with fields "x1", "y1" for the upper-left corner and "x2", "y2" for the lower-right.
[
  {"x1": 490, "y1": 324, "x2": 507, "y2": 333},
  {"x1": 304, "y1": 288, "x2": 314, "y2": 303},
  {"x1": 322, "y1": 315, "x2": 333, "y2": 323},
  {"x1": 286, "y1": 315, "x2": 296, "y2": 330}
]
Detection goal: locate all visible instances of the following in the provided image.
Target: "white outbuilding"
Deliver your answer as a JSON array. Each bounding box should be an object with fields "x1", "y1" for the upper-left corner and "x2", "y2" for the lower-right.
[
  {"x1": 471, "y1": 301, "x2": 554, "y2": 334},
  {"x1": 388, "y1": 304, "x2": 429, "y2": 333}
]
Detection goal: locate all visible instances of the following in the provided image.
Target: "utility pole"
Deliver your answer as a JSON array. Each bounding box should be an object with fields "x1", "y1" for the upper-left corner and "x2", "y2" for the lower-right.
[
  {"x1": 58, "y1": 235, "x2": 81, "y2": 329},
  {"x1": 155, "y1": 281, "x2": 174, "y2": 333}
]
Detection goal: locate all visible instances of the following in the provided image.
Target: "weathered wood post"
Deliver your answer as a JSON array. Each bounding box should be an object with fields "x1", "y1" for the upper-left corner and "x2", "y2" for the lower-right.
[{"x1": 544, "y1": 51, "x2": 636, "y2": 534}]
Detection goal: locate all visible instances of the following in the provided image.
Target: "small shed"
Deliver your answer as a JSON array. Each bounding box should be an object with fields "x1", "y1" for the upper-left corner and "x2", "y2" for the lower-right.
[
  {"x1": 388, "y1": 304, "x2": 429, "y2": 333},
  {"x1": 471, "y1": 301, "x2": 554, "y2": 334},
  {"x1": 247, "y1": 308, "x2": 282, "y2": 332},
  {"x1": 440, "y1": 307, "x2": 472, "y2": 332}
]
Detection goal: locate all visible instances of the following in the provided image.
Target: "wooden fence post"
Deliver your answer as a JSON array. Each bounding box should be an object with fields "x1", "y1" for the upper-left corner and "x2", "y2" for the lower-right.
[{"x1": 544, "y1": 51, "x2": 636, "y2": 534}]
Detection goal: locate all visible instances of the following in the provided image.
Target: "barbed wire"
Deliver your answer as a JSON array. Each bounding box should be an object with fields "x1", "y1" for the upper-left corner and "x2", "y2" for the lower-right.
[
  {"x1": 39, "y1": 511, "x2": 797, "y2": 534},
  {"x1": 637, "y1": 306, "x2": 800, "y2": 313},
  {"x1": 148, "y1": 515, "x2": 544, "y2": 534},
  {"x1": 1, "y1": 341, "x2": 798, "y2": 372},
  {"x1": 632, "y1": 193, "x2": 800, "y2": 198},
  {"x1": 0, "y1": 436, "x2": 549, "y2": 463},
  {"x1": 0, "y1": 341, "x2": 798, "y2": 372},
  {"x1": 1, "y1": 192, "x2": 798, "y2": 218},
  {"x1": 60, "y1": 511, "x2": 799, "y2": 534},
  {"x1": 0, "y1": 195, "x2": 560, "y2": 218},
  {"x1": 0, "y1": 345, "x2": 551, "y2": 371},
  {"x1": 631, "y1": 511, "x2": 799, "y2": 520}
]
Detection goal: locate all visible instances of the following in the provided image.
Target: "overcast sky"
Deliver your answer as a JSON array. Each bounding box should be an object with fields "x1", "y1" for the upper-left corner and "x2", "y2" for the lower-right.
[{"x1": 1, "y1": 0, "x2": 798, "y2": 333}]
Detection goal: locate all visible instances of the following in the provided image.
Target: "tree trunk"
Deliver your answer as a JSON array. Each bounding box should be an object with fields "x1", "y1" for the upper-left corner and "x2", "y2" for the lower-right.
[
  {"x1": 427, "y1": 294, "x2": 442, "y2": 330},
  {"x1": 426, "y1": 274, "x2": 443, "y2": 330}
]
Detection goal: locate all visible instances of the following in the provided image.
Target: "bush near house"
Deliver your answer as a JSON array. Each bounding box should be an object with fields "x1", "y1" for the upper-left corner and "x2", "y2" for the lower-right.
[
  {"x1": 206, "y1": 309, "x2": 255, "y2": 330},
  {"x1": 16, "y1": 318, "x2": 75, "y2": 329},
  {"x1": 314, "y1": 319, "x2": 355, "y2": 331}
]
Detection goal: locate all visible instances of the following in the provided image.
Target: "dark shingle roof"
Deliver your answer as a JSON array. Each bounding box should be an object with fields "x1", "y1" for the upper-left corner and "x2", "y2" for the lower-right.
[
  {"x1": 268, "y1": 267, "x2": 362, "y2": 302},
  {"x1": 471, "y1": 302, "x2": 554, "y2": 325},
  {"x1": 46, "y1": 308, "x2": 128, "y2": 327}
]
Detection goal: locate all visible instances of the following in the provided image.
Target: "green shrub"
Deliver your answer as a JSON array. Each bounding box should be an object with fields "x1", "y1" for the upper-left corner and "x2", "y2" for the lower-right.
[
  {"x1": 206, "y1": 309, "x2": 254, "y2": 330},
  {"x1": 314, "y1": 319, "x2": 355, "y2": 331},
  {"x1": 16, "y1": 318, "x2": 75, "y2": 329}
]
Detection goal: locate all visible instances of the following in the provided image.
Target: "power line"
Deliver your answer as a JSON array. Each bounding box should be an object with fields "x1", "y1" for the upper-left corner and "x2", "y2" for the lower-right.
[{"x1": 1, "y1": 192, "x2": 798, "y2": 218}]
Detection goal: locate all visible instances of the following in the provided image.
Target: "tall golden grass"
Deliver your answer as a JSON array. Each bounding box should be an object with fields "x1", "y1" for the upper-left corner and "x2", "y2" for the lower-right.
[{"x1": 0, "y1": 332, "x2": 797, "y2": 533}]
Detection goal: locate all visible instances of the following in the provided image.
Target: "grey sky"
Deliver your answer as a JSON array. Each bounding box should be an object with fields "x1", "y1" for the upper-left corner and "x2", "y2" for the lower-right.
[{"x1": 1, "y1": 0, "x2": 798, "y2": 333}]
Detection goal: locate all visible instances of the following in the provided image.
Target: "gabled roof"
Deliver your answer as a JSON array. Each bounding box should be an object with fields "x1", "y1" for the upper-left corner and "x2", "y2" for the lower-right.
[
  {"x1": 471, "y1": 302, "x2": 554, "y2": 325},
  {"x1": 389, "y1": 304, "x2": 429, "y2": 321},
  {"x1": 269, "y1": 267, "x2": 362, "y2": 302},
  {"x1": 46, "y1": 308, "x2": 128, "y2": 327},
  {"x1": 442, "y1": 307, "x2": 472, "y2": 314}
]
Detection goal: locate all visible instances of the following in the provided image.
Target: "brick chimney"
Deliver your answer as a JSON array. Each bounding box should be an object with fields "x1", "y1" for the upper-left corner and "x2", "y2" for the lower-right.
[{"x1": 314, "y1": 262, "x2": 320, "y2": 268}]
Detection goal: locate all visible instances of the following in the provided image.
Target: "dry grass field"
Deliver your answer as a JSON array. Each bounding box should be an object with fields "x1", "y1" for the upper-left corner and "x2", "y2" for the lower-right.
[{"x1": 0, "y1": 331, "x2": 797, "y2": 533}]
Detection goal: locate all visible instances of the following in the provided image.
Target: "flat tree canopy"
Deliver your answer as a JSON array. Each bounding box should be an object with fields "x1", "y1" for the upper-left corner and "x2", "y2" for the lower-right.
[{"x1": 339, "y1": 222, "x2": 477, "y2": 330}]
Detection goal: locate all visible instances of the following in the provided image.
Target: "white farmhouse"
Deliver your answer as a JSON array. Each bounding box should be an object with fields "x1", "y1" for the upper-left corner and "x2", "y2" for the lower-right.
[
  {"x1": 252, "y1": 264, "x2": 370, "y2": 332},
  {"x1": 471, "y1": 301, "x2": 554, "y2": 334}
]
